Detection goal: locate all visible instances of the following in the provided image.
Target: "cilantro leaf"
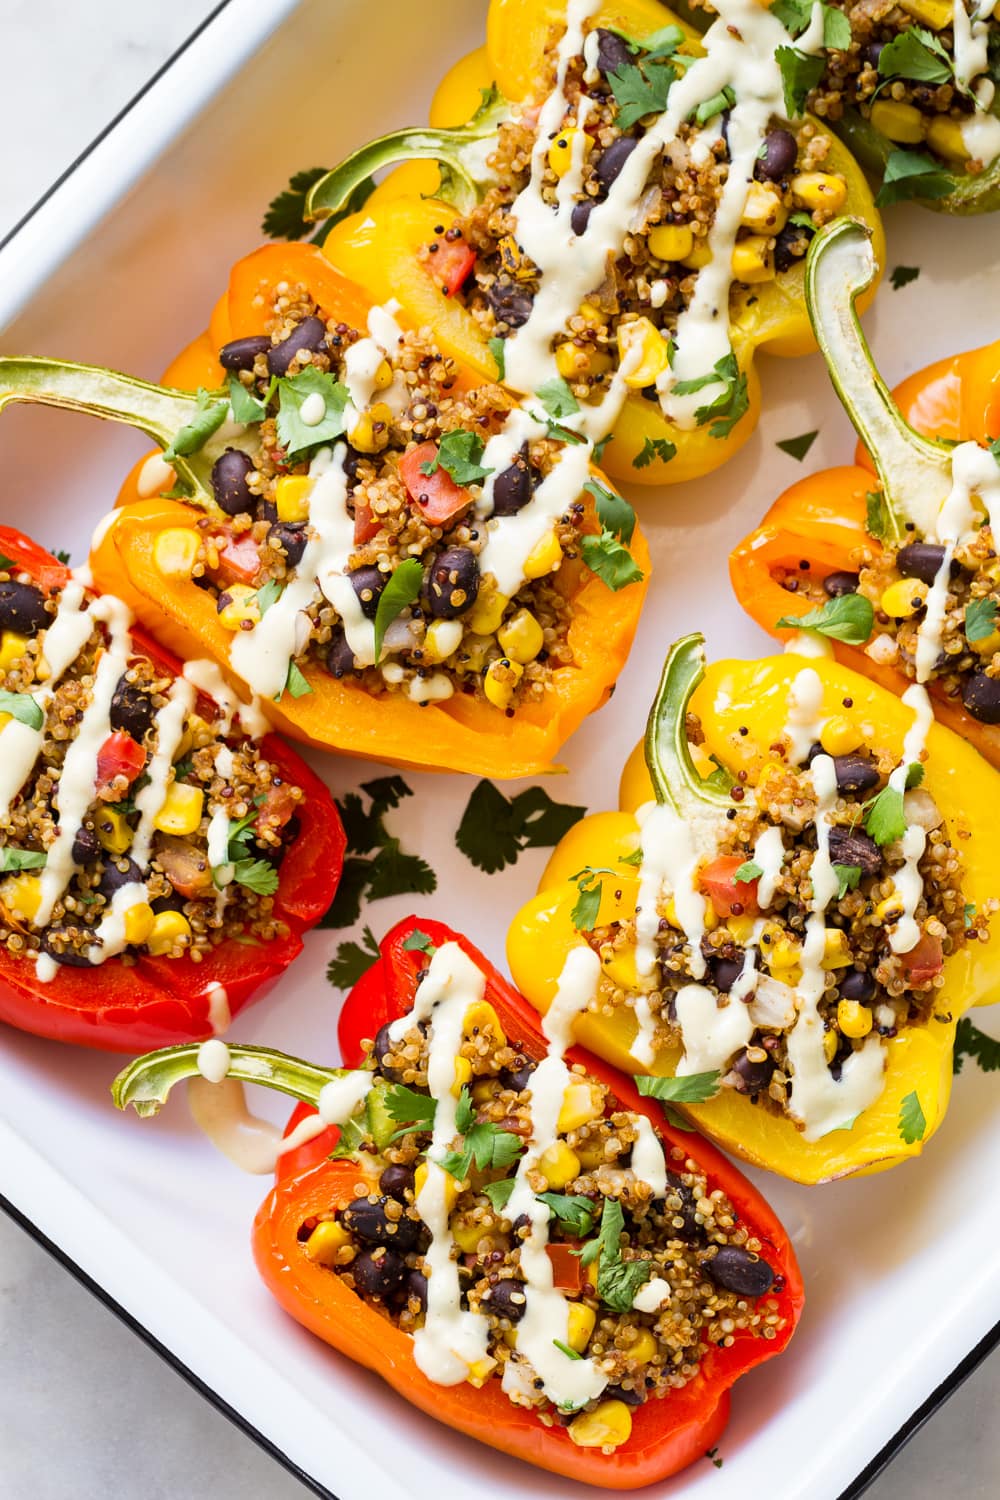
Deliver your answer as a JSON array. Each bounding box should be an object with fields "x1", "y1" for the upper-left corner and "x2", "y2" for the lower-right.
[
  {"x1": 635, "y1": 1071, "x2": 721, "y2": 1105},
  {"x1": 608, "y1": 57, "x2": 676, "y2": 130},
  {"x1": 776, "y1": 593, "x2": 874, "y2": 644},
  {"x1": 0, "y1": 553, "x2": 13, "y2": 570},
  {"x1": 326, "y1": 925, "x2": 382, "y2": 988},
  {"x1": 402, "y1": 928, "x2": 436, "y2": 955},
  {"x1": 162, "y1": 388, "x2": 228, "y2": 461},
  {"x1": 455, "y1": 780, "x2": 585, "y2": 874},
  {"x1": 0, "y1": 690, "x2": 43, "y2": 731},
  {"x1": 734, "y1": 860, "x2": 763, "y2": 884},
  {"x1": 535, "y1": 377, "x2": 580, "y2": 421},
  {"x1": 776, "y1": 430, "x2": 818, "y2": 462},
  {"x1": 953, "y1": 1017, "x2": 1000, "y2": 1074},
  {"x1": 484, "y1": 1177, "x2": 517, "y2": 1212},
  {"x1": 822, "y1": 5, "x2": 852, "y2": 47},
  {"x1": 833, "y1": 863, "x2": 863, "y2": 899},
  {"x1": 890, "y1": 265, "x2": 920, "y2": 291},
  {"x1": 275, "y1": 368, "x2": 351, "y2": 456},
  {"x1": 421, "y1": 428, "x2": 493, "y2": 486},
  {"x1": 904, "y1": 761, "x2": 924, "y2": 791},
  {"x1": 263, "y1": 166, "x2": 329, "y2": 240},
  {"x1": 231, "y1": 858, "x2": 280, "y2": 896},
  {"x1": 329, "y1": 1111, "x2": 368, "y2": 1160},
  {"x1": 592, "y1": 1197, "x2": 651, "y2": 1312},
  {"x1": 283, "y1": 660, "x2": 313, "y2": 699},
  {"x1": 320, "y1": 778, "x2": 435, "y2": 928},
  {"x1": 538, "y1": 1192, "x2": 598, "y2": 1237},
  {"x1": 441, "y1": 1116, "x2": 524, "y2": 1181},
  {"x1": 488, "y1": 336, "x2": 506, "y2": 380},
  {"x1": 569, "y1": 866, "x2": 619, "y2": 931},
  {"x1": 866, "y1": 490, "x2": 890, "y2": 540},
  {"x1": 878, "y1": 26, "x2": 953, "y2": 86},
  {"x1": 582, "y1": 479, "x2": 636, "y2": 544},
  {"x1": 864, "y1": 785, "x2": 907, "y2": 846},
  {"x1": 366, "y1": 841, "x2": 437, "y2": 903},
  {"x1": 675, "y1": 352, "x2": 748, "y2": 438},
  {"x1": 383, "y1": 1082, "x2": 437, "y2": 1134},
  {"x1": 898, "y1": 1089, "x2": 926, "y2": 1144},
  {"x1": 227, "y1": 374, "x2": 270, "y2": 424},
  {"x1": 255, "y1": 578, "x2": 283, "y2": 617},
  {"x1": 965, "y1": 597, "x2": 999, "y2": 643},
  {"x1": 775, "y1": 47, "x2": 825, "y2": 118},
  {"x1": 580, "y1": 531, "x2": 644, "y2": 590},
  {"x1": 633, "y1": 435, "x2": 677, "y2": 469},
  {"x1": 373, "y1": 557, "x2": 424, "y2": 661},
  {"x1": 877, "y1": 150, "x2": 954, "y2": 207},
  {"x1": 0, "y1": 847, "x2": 46, "y2": 873},
  {"x1": 609, "y1": 22, "x2": 685, "y2": 60}
]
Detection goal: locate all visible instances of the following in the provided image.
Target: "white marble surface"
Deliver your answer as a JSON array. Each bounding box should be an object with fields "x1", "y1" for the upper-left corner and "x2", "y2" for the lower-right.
[{"x1": 0, "y1": 3, "x2": 996, "y2": 1497}]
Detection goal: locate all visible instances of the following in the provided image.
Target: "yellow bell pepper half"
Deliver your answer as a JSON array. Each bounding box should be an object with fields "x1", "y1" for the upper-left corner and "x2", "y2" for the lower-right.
[
  {"x1": 317, "y1": 0, "x2": 884, "y2": 488},
  {"x1": 508, "y1": 635, "x2": 1000, "y2": 1184}
]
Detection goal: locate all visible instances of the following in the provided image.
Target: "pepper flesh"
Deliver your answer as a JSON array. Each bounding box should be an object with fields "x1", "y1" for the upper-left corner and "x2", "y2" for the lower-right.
[
  {"x1": 314, "y1": 0, "x2": 885, "y2": 487},
  {"x1": 508, "y1": 637, "x2": 1000, "y2": 1184},
  {"x1": 0, "y1": 526, "x2": 345, "y2": 1052},
  {"x1": 244, "y1": 916, "x2": 802, "y2": 1489}
]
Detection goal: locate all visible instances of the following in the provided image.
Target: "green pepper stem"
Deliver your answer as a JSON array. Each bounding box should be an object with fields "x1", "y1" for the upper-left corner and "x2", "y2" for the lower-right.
[
  {"x1": 112, "y1": 1042, "x2": 354, "y2": 1119},
  {"x1": 644, "y1": 633, "x2": 732, "y2": 817},
  {"x1": 805, "y1": 218, "x2": 953, "y2": 543},
  {"x1": 305, "y1": 90, "x2": 508, "y2": 221}
]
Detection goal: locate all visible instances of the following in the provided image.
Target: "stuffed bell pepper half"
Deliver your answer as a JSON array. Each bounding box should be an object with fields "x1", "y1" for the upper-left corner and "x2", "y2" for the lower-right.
[
  {"x1": 0, "y1": 527, "x2": 343, "y2": 1051},
  {"x1": 0, "y1": 243, "x2": 648, "y2": 779},
  {"x1": 731, "y1": 216, "x2": 1000, "y2": 769},
  {"x1": 508, "y1": 632, "x2": 998, "y2": 1183},
  {"x1": 113, "y1": 917, "x2": 803, "y2": 1489},
  {"x1": 301, "y1": 0, "x2": 885, "y2": 487}
]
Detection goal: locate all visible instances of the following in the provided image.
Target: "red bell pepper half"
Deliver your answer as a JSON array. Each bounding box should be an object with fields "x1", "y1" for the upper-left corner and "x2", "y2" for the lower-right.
[
  {"x1": 0, "y1": 526, "x2": 345, "y2": 1052},
  {"x1": 252, "y1": 917, "x2": 804, "y2": 1490}
]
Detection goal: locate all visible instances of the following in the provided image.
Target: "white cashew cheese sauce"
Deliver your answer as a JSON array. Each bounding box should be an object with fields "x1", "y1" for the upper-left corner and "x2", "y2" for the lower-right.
[{"x1": 953, "y1": 0, "x2": 1000, "y2": 167}]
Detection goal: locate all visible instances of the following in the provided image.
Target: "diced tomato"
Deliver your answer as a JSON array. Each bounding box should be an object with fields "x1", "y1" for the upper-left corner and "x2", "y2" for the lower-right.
[
  {"x1": 398, "y1": 443, "x2": 471, "y2": 525},
  {"x1": 258, "y1": 783, "x2": 298, "y2": 836},
  {"x1": 545, "y1": 1242, "x2": 583, "y2": 1294},
  {"x1": 95, "y1": 731, "x2": 146, "y2": 794},
  {"x1": 899, "y1": 931, "x2": 944, "y2": 984},
  {"x1": 154, "y1": 834, "x2": 213, "y2": 899},
  {"x1": 425, "y1": 236, "x2": 476, "y2": 297},
  {"x1": 353, "y1": 498, "x2": 380, "y2": 545},
  {"x1": 699, "y1": 854, "x2": 760, "y2": 919},
  {"x1": 214, "y1": 532, "x2": 262, "y2": 587}
]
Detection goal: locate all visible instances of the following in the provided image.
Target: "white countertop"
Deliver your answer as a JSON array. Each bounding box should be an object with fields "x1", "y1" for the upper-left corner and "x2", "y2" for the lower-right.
[{"x1": 0, "y1": 4, "x2": 996, "y2": 1497}]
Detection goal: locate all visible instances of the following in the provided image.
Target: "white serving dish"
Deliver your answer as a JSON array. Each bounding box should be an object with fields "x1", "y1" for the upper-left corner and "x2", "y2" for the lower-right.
[{"x1": 1, "y1": 2, "x2": 999, "y2": 1496}]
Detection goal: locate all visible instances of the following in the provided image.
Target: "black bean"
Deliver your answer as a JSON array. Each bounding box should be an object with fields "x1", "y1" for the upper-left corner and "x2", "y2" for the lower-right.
[
  {"x1": 604, "y1": 1383, "x2": 646, "y2": 1407},
  {"x1": 896, "y1": 542, "x2": 948, "y2": 585},
  {"x1": 711, "y1": 953, "x2": 755, "y2": 993},
  {"x1": 485, "y1": 281, "x2": 533, "y2": 330},
  {"x1": 774, "y1": 221, "x2": 814, "y2": 274},
  {"x1": 838, "y1": 967, "x2": 876, "y2": 1002},
  {"x1": 38, "y1": 932, "x2": 94, "y2": 968},
  {"x1": 406, "y1": 1268, "x2": 428, "y2": 1310},
  {"x1": 352, "y1": 1248, "x2": 407, "y2": 1300},
  {"x1": 832, "y1": 754, "x2": 881, "y2": 797},
  {"x1": 595, "y1": 135, "x2": 638, "y2": 190},
  {"x1": 372, "y1": 1022, "x2": 401, "y2": 1081},
  {"x1": 110, "y1": 678, "x2": 155, "y2": 741},
  {"x1": 571, "y1": 199, "x2": 596, "y2": 236},
  {"x1": 152, "y1": 890, "x2": 188, "y2": 916},
  {"x1": 963, "y1": 671, "x2": 1000, "y2": 724},
  {"x1": 0, "y1": 581, "x2": 48, "y2": 636},
  {"x1": 487, "y1": 1279, "x2": 528, "y2": 1323},
  {"x1": 379, "y1": 1164, "x2": 415, "y2": 1201},
  {"x1": 492, "y1": 446, "x2": 534, "y2": 516},
  {"x1": 348, "y1": 565, "x2": 388, "y2": 620},
  {"x1": 664, "y1": 1174, "x2": 701, "y2": 1240},
  {"x1": 324, "y1": 629, "x2": 357, "y2": 680},
  {"x1": 732, "y1": 1048, "x2": 774, "y2": 1094},
  {"x1": 595, "y1": 26, "x2": 633, "y2": 75},
  {"x1": 266, "y1": 315, "x2": 328, "y2": 377},
  {"x1": 71, "y1": 824, "x2": 100, "y2": 866},
  {"x1": 218, "y1": 334, "x2": 271, "y2": 372},
  {"x1": 823, "y1": 570, "x2": 860, "y2": 598},
  {"x1": 342, "y1": 1196, "x2": 421, "y2": 1251},
  {"x1": 426, "y1": 547, "x2": 480, "y2": 619},
  {"x1": 268, "y1": 522, "x2": 307, "y2": 569},
  {"x1": 500, "y1": 1057, "x2": 537, "y2": 1093},
  {"x1": 211, "y1": 449, "x2": 255, "y2": 516},
  {"x1": 342, "y1": 446, "x2": 365, "y2": 485},
  {"x1": 98, "y1": 857, "x2": 142, "y2": 898},
  {"x1": 705, "y1": 1245, "x2": 774, "y2": 1297},
  {"x1": 828, "y1": 824, "x2": 882, "y2": 875},
  {"x1": 754, "y1": 129, "x2": 798, "y2": 183},
  {"x1": 863, "y1": 41, "x2": 885, "y2": 67}
]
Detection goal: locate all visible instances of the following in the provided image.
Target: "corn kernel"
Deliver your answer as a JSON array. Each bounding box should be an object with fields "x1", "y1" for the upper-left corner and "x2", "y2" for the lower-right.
[
  {"x1": 463, "y1": 1000, "x2": 506, "y2": 1048},
  {"x1": 575, "y1": 1139, "x2": 607, "y2": 1169},
  {"x1": 926, "y1": 114, "x2": 970, "y2": 163},
  {"x1": 1, "y1": 874, "x2": 42, "y2": 923},
  {"x1": 305, "y1": 1219, "x2": 352, "y2": 1265},
  {"x1": 147, "y1": 910, "x2": 192, "y2": 956},
  {"x1": 483, "y1": 657, "x2": 524, "y2": 711},
  {"x1": 523, "y1": 530, "x2": 563, "y2": 579},
  {"x1": 760, "y1": 920, "x2": 801, "y2": 970},
  {"x1": 648, "y1": 223, "x2": 695, "y2": 262},
  {"x1": 577, "y1": 301, "x2": 605, "y2": 328},
  {"x1": 880, "y1": 578, "x2": 928, "y2": 619},
  {"x1": 465, "y1": 1355, "x2": 498, "y2": 1389},
  {"x1": 569, "y1": 1400, "x2": 633, "y2": 1450},
  {"x1": 617, "y1": 317, "x2": 670, "y2": 389},
  {"x1": 820, "y1": 715, "x2": 863, "y2": 756},
  {"x1": 557, "y1": 1081, "x2": 604, "y2": 1132},
  {"x1": 123, "y1": 902, "x2": 155, "y2": 946},
  {"x1": 791, "y1": 172, "x2": 848, "y2": 214},
  {"x1": 0, "y1": 632, "x2": 31, "y2": 672},
  {"x1": 348, "y1": 401, "x2": 393, "y2": 454},
  {"x1": 681, "y1": 240, "x2": 713, "y2": 270},
  {"x1": 153, "y1": 527, "x2": 200, "y2": 580},
  {"x1": 548, "y1": 127, "x2": 592, "y2": 178},
  {"x1": 838, "y1": 999, "x2": 874, "y2": 1038},
  {"x1": 372, "y1": 358, "x2": 394, "y2": 391},
  {"x1": 823, "y1": 1027, "x2": 839, "y2": 1063},
  {"x1": 467, "y1": 589, "x2": 509, "y2": 635},
  {"x1": 870, "y1": 100, "x2": 926, "y2": 146},
  {"x1": 415, "y1": 1160, "x2": 460, "y2": 1206},
  {"x1": 566, "y1": 1302, "x2": 596, "y2": 1354},
  {"x1": 452, "y1": 1055, "x2": 473, "y2": 1096},
  {"x1": 731, "y1": 235, "x2": 774, "y2": 283},
  {"x1": 96, "y1": 808, "x2": 133, "y2": 856},
  {"x1": 471, "y1": 1077, "x2": 500, "y2": 1105},
  {"x1": 669, "y1": 895, "x2": 716, "y2": 931},
  {"x1": 555, "y1": 340, "x2": 613, "y2": 381},
  {"x1": 498, "y1": 608, "x2": 544, "y2": 664},
  {"x1": 875, "y1": 892, "x2": 904, "y2": 922},
  {"x1": 899, "y1": 0, "x2": 952, "y2": 27},
  {"x1": 217, "y1": 583, "x2": 261, "y2": 631},
  {"x1": 741, "y1": 182, "x2": 789, "y2": 234},
  {"x1": 629, "y1": 1328, "x2": 658, "y2": 1365},
  {"x1": 537, "y1": 1141, "x2": 580, "y2": 1190},
  {"x1": 275, "y1": 475, "x2": 312, "y2": 523},
  {"x1": 450, "y1": 1216, "x2": 486, "y2": 1254},
  {"x1": 153, "y1": 782, "x2": 204, "y2": 837},
  {"x1": 971, "y1": 627, "x2": 1000, "y2": 657},
  {"x1": 727, "y1": 915, "x2": 757, "y2": 946},
  {"x1": 822, "y1": 928, "x2": 853, "y2": 969},
  {"x1": 423, "y1": 618, "x2": 464, "y2": 664}
]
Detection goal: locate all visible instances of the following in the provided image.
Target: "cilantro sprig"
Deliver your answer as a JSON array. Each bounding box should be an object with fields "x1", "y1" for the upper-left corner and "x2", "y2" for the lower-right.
[
  {"x1": 578, "y1": 1197, "x2": 651, "y2": 1313},
  {"x1": 456, "y1": 780, "x2": 585, "y2": 874},
  {"x1": 326, "y1": 924, "x2": 382, "y2": 989},
  {"x1": 674, "y1": 352, "x2": 748, "y2": 438},
  {"x1": 373, "y1": 558, "x2": 424, "y2": 661},
  {"x1": 0, "y1": 690, "x2": 43, "y2": 731},
  {"x1": 275, "y1": 368, "x2": 350, "y2": 456},
  {"x1": 580, "y1": 478, "x2": 643, "y2": 591},
  {"x1": 877, "y1": 150, "x2": 953, "y2": 207},
  {"x1": 422, "y1": 429, "x2": 493, "y2": 487},
  {"x1": 776, "y1": 593, "x2": 874, "y2": 644},
  {"x1": 776, "y1": 430, "x2": 818, "y2": 463},
  {"x1": 608, "y1": 54, "x2": 677, "y2": 130},
  {"x1": 439, "y1": 1087, "x2": 523, "y2": 1181},
  {"x1": 636, "y1": 1072, "x2": 721, "y2": 1106},
  {"x1": 965, "y1": 597, "x2": 999, "y2": 644},
  {"x1": 898, "y1": 1089, "x2": 926, "y2": 1144},
  {"x1": 953, "y1": 1017, "x2": 1000, "y2": 1074},
  {"x1": 321, "y1": 776, "x2": 436, "y2": 930},
  {"x1": 163, "y1": 388, "x2": 228, "y2": 462},
  {"x1": 633, "y1": 435, "x2": 677, "y2": 469}
]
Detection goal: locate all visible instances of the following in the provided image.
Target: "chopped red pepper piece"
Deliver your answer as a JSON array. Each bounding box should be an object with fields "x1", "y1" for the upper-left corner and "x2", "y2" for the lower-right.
[
  {"x1": 398, "y1": 442, "x2": 471, "y2": 525},
  {"x1": 700, "y1": 855, "x2": 761, "y2": 918},
  {"x1": 545, "y1": 1241, "x2": 583, "y2": 1293},
  {"x1": 214, "y1": 532, "x2": 261, "y2": 587},
  {"x1": 95, "y1": 731, "x2": 146, "y2": 793},
  {"x1": 425, "y1": 236, "x2": 476, "y2": 297},
  {"x1": 352, "y1": 497, "x2": 380, "y2": 545},
  {"x1": 900, "y1": 931, "x2": 944, "y2": 983}
]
